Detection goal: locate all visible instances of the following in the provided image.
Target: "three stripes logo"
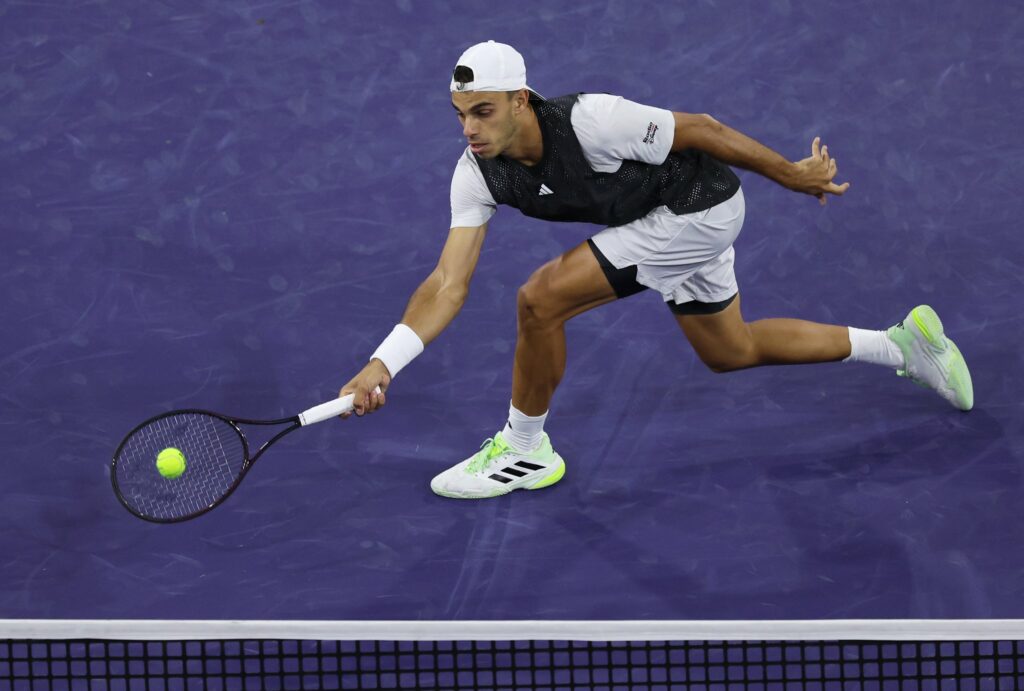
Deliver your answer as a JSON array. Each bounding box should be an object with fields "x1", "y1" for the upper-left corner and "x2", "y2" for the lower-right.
[
  {"x1": 488, "y1": 460, "x2": 545, "y2": 484},
  {"x1": 538, "y1": 184, "x2": 554, "y2": 196}
]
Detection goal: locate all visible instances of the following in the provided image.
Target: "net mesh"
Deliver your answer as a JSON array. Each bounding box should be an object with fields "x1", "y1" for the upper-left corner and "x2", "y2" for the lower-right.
[
  {"x1": 2, "y1": 638, "x2": 1020, "y2": 690},
  {"x1": 113, "y1": 413, "x2": 246, "y2": 520}
]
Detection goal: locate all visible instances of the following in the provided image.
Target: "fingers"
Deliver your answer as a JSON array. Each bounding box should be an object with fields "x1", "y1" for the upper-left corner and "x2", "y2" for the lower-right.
[
  {"x1": 364, "y1": 388, "x2": 385, "y2": 413},
  {"x1": 812, "y1": 137, "x2": 837, "y2": 169},
  {"x1": 816, "y1": 181, "x2": 850, "y2": 207},
  {"x1": 354, "y1": 387, "x2": 371, "y2": 417},
  {"x1": 824, "y1": 152, "x2": 847, "y2": 194},
  {"x1": 337, "y1": 382, "x2": 389, "y2": 420},
  {"x1": 794, "y1": 137, "x2": 849, "y2": 206},
  {"x1": 337, "y1": 385, "x2": 360, "y2": 419},
  {"x1": 336, "y1": 384, "x2": 366, "y2": 419},
  {"x1": 364, "y1": 384, "x2": 387, "y2": 414}
]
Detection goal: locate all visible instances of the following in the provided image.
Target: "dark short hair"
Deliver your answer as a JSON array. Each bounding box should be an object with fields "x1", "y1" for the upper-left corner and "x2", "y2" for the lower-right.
[{"x1": 453, "y1": 65, "x2": 474, "y2": 86}]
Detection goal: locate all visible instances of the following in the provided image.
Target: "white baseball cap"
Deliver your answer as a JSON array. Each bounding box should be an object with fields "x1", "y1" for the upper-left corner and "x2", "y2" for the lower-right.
[{"x1": 450, "y1": 40, "x2": 545, "y2": 101}]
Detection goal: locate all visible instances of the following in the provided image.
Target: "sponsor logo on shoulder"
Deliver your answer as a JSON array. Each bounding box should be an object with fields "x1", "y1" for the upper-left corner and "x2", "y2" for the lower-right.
[
  {"x1": 538, "y1": 184, "x2": 554, "y2": 196},
  {"x1": 643, "y1": 121, "x2": 659, "y2": 144}
]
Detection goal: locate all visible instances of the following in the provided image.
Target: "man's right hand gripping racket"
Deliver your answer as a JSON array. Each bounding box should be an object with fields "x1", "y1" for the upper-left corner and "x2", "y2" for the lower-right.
[{"x1": 111, "y1": 390, "x2": 378, "y2": 523}]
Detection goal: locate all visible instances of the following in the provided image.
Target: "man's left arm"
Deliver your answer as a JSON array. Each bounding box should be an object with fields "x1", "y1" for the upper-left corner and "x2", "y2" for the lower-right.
[{"x1": 671, "y1": 112, "x2": 850, "y2": 206}]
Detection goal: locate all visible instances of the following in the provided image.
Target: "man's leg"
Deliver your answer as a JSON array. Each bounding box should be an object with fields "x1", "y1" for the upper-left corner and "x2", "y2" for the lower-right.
[
  {"x1": 512, "y1": 241, "x2": 619, "y2": 415},
  {"x1": 674, "y1": 293, "x2": 852, "y2": 372},
  {"x1": 430, "y1": 240, "x2": 620, "y2": 499},
  {"x1": 675, "y1": 294, "x2": 973, "y2": 411}
]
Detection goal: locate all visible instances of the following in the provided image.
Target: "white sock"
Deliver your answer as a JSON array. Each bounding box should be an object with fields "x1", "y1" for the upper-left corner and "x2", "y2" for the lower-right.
[
  {"x1": 502, "y1": 403, "x2": 547, "y2": 453},
  {"x1": 844, "y1": 327, "x2": 905, "y2": 368}
]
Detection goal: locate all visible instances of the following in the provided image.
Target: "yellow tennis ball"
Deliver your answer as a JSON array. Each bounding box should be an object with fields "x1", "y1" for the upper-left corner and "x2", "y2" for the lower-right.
[{"x1": 156, "y1": 447, "x2": 187, "y2": 479}]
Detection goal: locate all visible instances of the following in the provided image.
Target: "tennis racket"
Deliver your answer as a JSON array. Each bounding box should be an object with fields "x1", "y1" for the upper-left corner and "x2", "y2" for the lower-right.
[{"x1": 111, "y1": 389, "x2": 378, "y2": 523}]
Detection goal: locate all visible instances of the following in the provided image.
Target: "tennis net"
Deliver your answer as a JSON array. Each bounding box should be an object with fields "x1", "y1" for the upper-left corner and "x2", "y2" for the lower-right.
[{"x1": 2, "y1": 621, "x2": 1022, "y2": 690}]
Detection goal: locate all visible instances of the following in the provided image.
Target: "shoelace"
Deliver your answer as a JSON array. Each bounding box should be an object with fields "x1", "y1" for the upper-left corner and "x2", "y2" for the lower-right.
[{"x1": 467, "y1": 436, "x2": 510, "y2": 474}]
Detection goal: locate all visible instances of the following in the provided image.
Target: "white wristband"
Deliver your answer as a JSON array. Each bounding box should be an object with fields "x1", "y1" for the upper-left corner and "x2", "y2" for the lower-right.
[{"x1": 370, "y1": 324, "x2": 424, "y2": 378}]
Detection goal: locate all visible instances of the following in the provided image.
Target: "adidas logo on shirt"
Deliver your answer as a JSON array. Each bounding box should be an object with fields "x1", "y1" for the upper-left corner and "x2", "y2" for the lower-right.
[{"x1": 538, "y1": 184, "x2": 554, "y2": 196}]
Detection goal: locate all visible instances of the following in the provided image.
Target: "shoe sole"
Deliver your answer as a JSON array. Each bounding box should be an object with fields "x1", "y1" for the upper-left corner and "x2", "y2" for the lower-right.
[{"x1": 910, "y1": 305, "x2": 974, "y2": 411}]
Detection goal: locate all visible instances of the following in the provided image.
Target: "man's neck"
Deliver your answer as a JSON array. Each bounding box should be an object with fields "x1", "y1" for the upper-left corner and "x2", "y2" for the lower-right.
[{"x1": 502, "y1": 105, "x2": 543, "y2": 167}]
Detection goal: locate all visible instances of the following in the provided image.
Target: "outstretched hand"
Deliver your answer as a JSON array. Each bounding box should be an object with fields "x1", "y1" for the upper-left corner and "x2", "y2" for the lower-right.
[
  {"x1": 790, "y1": 136, "x2": 850, "y2": 206},
  {"x1": 338, "y1": 359, "x2": 391, "y2": 419}
]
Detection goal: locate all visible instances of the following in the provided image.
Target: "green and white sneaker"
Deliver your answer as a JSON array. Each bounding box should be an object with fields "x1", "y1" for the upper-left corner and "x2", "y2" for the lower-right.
[
  {"x1": 430, "y1": 431, "x2": 566, "y2": 499},
  {"x1": 887, "y1": 305, "x2": 974, "y2": 411}
]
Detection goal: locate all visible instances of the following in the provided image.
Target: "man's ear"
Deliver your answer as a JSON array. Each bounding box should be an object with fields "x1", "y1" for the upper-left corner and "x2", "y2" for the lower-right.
[{"x1": 512, "y1": 89, "x2": 529, "y2": 113}]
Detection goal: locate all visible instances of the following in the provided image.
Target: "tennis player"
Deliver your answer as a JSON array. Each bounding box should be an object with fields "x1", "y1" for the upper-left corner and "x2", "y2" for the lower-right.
[{"x1": 339, "y1": 41, "x2": 974, "y2": 499}]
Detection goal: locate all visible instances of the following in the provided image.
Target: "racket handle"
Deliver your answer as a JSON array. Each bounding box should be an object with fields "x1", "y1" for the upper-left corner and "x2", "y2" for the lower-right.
[{"x1": 298, "y1": 386, "x2": 382, "y2": 426}]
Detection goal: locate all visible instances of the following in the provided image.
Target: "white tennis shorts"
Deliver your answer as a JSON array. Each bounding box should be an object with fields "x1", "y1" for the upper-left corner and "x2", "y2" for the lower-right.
[{"x1": 590, "y1": 187, "x2": 746, "y2": 306}]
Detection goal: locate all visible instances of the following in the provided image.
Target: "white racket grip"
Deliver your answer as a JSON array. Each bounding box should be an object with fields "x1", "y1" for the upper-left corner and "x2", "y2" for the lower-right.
[{"x1": 298, "y1": 386, "x2": 382, "y2": 426}]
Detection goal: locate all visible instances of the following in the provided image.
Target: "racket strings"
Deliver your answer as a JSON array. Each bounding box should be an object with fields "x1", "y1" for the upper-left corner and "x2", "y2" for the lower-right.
[{"x1": 114, "y1": 414, "x2": 246, "y2": 520}]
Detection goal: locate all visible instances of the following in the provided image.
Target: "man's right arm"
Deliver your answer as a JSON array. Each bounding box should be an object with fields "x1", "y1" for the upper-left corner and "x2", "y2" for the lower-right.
[
  {"x1": 339, "y1": 222, "x2": 488, "y2": 416},
  {"x1": 397, "y1": 222, "x2": 488, "y2": 345}
]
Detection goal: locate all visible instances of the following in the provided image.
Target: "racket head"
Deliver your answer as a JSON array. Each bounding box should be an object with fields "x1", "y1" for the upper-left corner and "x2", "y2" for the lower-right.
[{"x1": 112, "y1": 410, "x2": 251, "y2": 523}]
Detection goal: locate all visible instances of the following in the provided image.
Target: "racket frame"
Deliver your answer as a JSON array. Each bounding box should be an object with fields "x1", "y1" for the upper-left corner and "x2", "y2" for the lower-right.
[{"x1": 111, "y1": 409, "x2": 301, "y2": 523}]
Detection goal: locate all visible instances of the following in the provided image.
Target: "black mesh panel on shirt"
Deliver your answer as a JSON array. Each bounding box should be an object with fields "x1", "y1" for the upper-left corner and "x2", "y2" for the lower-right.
[{"x1": 475, "y1": 93, "x2": 740, "y2": 227}]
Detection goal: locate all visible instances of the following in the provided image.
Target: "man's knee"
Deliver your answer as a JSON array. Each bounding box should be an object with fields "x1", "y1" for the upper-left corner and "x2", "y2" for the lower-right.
[
  {"x1": 517, "y1": 263, "x2": 565, "y2": 327},
  {"x1": 517, "y1": 277, "x2": 554, "y2": 326},
  {"x1": 518, "y1": 244, "x2": 619, "y2": 330}
]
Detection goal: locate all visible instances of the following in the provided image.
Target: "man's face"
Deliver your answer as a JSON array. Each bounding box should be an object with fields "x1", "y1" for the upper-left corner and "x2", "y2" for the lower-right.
[{"x1": 451, "y1": 90, "x2": 525, "y2": 159}]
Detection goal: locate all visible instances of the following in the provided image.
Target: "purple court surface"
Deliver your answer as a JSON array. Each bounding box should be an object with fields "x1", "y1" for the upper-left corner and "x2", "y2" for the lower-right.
[{"x1": 2, "y1": 0, "x2": 1023, "y2": 625}]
